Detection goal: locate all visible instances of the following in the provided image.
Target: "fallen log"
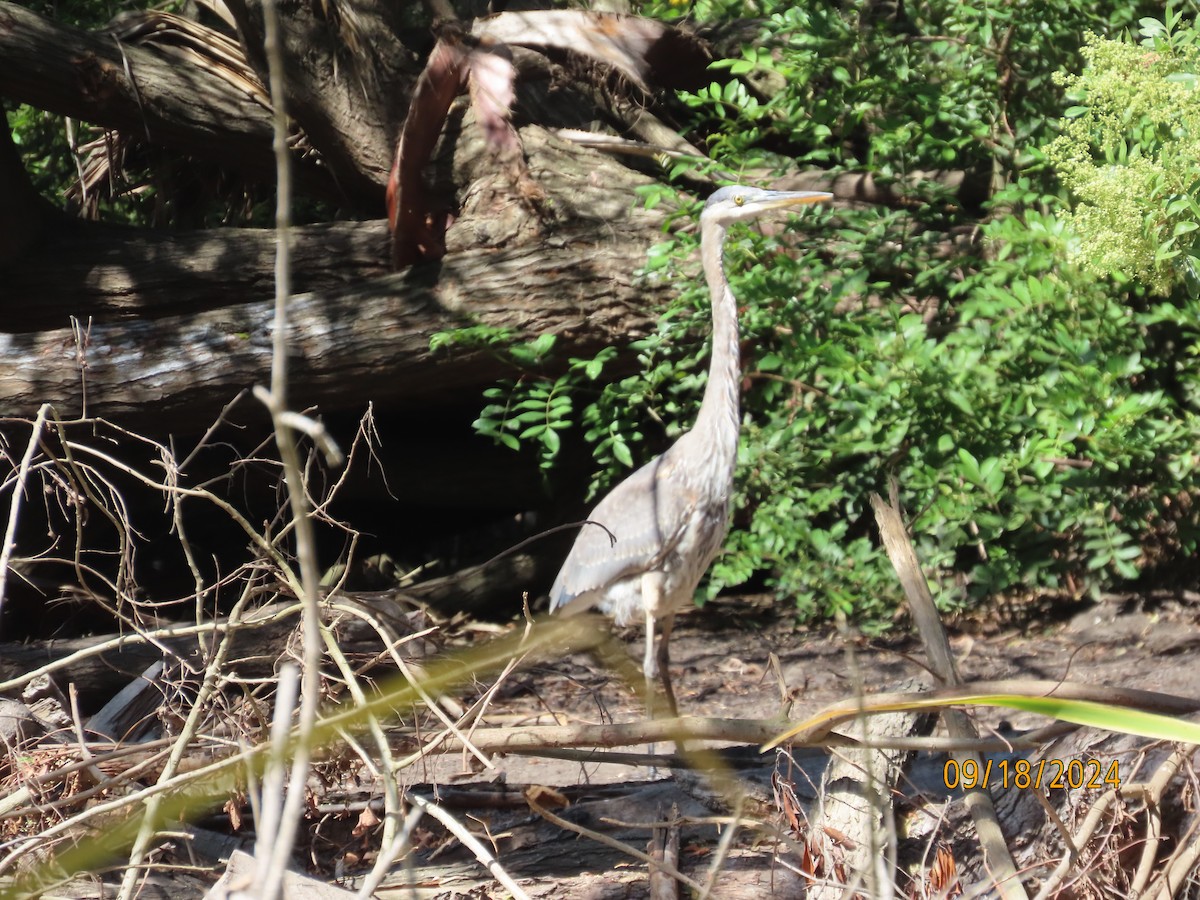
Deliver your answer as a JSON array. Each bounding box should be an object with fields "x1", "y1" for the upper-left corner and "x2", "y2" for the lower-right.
[{"x1": 0, "y1": 233, "x2": 662, "y2": 431}]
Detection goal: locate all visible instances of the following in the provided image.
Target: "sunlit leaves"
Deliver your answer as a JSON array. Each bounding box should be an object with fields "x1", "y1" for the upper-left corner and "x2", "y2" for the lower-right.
[
  {"x1": 474, "y1": 379, "x2": 572, "y2": 471},
  {"x1": 1045, "y1": 18, "x2": 1200, "y2": 294},
  {"x1": 468, "y1": 1, "x2": 1200, "y2": 625}
]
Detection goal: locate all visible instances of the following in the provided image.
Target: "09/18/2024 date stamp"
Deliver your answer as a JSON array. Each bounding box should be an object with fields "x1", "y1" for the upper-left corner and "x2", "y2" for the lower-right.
[{"x1": 943, "y1": 758, "x2": 1121, "y2": 791}]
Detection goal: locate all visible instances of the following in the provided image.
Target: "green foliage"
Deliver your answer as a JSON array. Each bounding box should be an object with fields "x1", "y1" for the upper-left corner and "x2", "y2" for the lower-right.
[
  {"x1": 671, "y1": 195, "x2": 1200, "y2": 618},
  {"x1": 431, "y1": 328, "x2": 576, "y2": 471},
  {"x1": 1045, "y1": 11, "x2": 1200, "y2": 295},
  {"x1": 475, "y1": 1, "x2": 1200, "y2": 624},
  {"x1": 668, "y1": 0, "x2": 1145, "y2": 182},
  {"x1": 428, "y1": 324, "x2": 518, "y2": 354},
  {"x1": 7, "y1": 105, "x2": 78, "y2": 204},
  {"x1": 476, "y1": 378, "x2": 572, "y2": 464}
]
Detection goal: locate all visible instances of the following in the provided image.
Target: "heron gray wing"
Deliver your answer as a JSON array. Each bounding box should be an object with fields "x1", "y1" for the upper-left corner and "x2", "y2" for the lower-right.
[{"x1": 549, "y1": 449, "x2": 691, "y2": 612}]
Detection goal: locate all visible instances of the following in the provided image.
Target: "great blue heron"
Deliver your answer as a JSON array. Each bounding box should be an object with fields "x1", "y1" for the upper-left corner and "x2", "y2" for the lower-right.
[{"x1": 549, "y1": 185, "x2": 832, "y2": 715}]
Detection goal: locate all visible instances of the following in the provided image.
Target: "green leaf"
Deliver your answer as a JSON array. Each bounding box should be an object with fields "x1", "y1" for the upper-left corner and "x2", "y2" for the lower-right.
[
  {"x1": 612, "y1": 439, "x2": 634, "y2": 469},
  {"x1": 980, "y1": 457, "x2": 1005, "y2": 495},
  {"x1": 956, "y1": 448, "x2": 982, "y2": 485},
  {"x1": 765, "y1": 688, "x2": 1200, "y2": 749},
  {"x1": 945, "y1": 391, "x2": 974, "y2": 416}
]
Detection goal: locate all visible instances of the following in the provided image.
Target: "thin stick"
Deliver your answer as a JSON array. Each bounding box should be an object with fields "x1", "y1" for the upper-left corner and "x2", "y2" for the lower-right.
[
  {"x1": 697, "y1": 792, "x2": 743, "y2": 900},
  {"x1": 0, "y1": 604, "x2": 301, "y2": 698},
  {"x1": 116, "y1": 584, "x2": 256, "y2": 900},
  {"x1": 407, "y1": 793, "x2": 533, "y2": 900},
  {"x1": 1029, "y1": 789, "x2": 1121, "y2": 900},
  {"x1": 354, "y1": 803, "x2": 426, "y2": 900},
  {"x1": 60, "y1": 439, "x2": 302, "y2": 593},
  {"x1": 1146, "y1": 819, "x2": 1200, "y2": 900},
  {"x1": 324, "y1": 599, "x2": 492, "y2": 775},
  {"x1": 314, "y1": 611, "x2": 404, "y2": 855},
  {"x1": 0, "y1": 403, "x2": 51, "y2": 623},
  {"x1": 253, "y1": 663, "x2": 302, "y2": 900},
  {"x1": 252, "y1": 1, "x2": 325, "y2": 896},
  {"x1": 1131, "y1": 748, "x2": 1188, "y2": 896},
  {"x1": 871, "y1": 492, "x2": 1028, "y2": 900}
]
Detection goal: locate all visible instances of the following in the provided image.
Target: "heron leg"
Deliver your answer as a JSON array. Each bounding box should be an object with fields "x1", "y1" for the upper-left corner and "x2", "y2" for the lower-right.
[
  {"x1": 641, "y1": 572, "x2": 666, "y2": 717},
  {"x1": 656, "y1": 612, "x2": 679, "y2": 719},
  {"x1": 643, "y1": 606, "x2": 658, "y2": 713},
  {"x1": 640, "y1": 573, "x2": 682, "y2": 764}
]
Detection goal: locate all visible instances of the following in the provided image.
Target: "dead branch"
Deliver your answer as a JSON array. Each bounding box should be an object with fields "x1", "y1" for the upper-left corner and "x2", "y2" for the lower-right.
[
  {"x1": 0, "y1": 2, "x2": 278, "y2": 177},
  {"x1": 0, "y1": 598, "x2": 432, "y2": 709}
]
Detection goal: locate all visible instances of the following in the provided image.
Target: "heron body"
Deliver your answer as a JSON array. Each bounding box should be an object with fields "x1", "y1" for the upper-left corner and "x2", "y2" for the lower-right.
[
  {"x1": 549, "y1": 185, "x2": 832, "y2": 714},
  {"x1": 549, "y1": 427, "x2": 735, "y2": 626}
]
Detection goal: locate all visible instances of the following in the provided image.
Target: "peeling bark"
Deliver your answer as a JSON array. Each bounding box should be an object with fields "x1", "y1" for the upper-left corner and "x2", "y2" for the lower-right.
[
  {"x1": 224, "y1": 0, "x2": 419, "y2": 208},
  {"x1": 0, "y1": 2, "x2": 278, "y2": 176}
]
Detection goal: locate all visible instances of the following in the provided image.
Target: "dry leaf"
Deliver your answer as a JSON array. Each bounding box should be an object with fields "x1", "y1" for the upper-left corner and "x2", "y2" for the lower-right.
[
  {"x1": 523, "y1": 784, "x2": 569, "y2": 808},
  {"x1": 352, "y1": 805, "x2": 381, "y2": 838}
]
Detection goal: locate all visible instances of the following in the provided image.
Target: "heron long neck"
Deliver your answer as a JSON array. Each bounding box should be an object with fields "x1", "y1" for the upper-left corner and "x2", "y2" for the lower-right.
[{"x1": 694, "y1": 222, "x2": 741, "y2": 481}]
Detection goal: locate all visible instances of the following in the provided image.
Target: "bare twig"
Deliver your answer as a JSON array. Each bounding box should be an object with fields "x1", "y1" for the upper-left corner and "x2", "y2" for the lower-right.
[
  {"x1": 697, "y1": 793, "x2": 741, "y2": 900},
  {"x1": 313, "y1": 604, "x2": 405, "y2": 858},
  {"x1": 1030, "y1": 788, "x2": 1122, "y2": 900},
  {"x1": 116, "y1": 584, "x2": 257, "y2": 900},
  {"x1": 1129, "y1": 747, "x2": 1189, "y2": 896},
  {"x1": 252, "y1": 663, "x2": 302, "y2": 900},
  {"x1": 0, "y1": 601, "x2": 299, "y2": 697},
  {"x1": 408, "y1": 792, "x2": 533, "y2": 900},
  {"x1": 0, "y1": 402, "x2": 51, "y2": 623},
  {"x1": 353, "y1": 803, "x2": 426, "y2": 900},
  {"x1": 246, "y1": 1, "x2": 327, "y2": 896},
  {"x1": 59, "y1": 438, "x2": 302, "y2": 592}
]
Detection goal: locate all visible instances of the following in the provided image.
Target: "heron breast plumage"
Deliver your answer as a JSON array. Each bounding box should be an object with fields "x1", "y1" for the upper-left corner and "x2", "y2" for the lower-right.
[{"x1": 548, "y1": 431, "x2": 733, "y2": 625}]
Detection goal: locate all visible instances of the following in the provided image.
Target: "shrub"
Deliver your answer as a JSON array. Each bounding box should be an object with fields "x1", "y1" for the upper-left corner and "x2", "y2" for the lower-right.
[{"x1": 475, "y1": 1, "x2": 1200, "y2": 623}]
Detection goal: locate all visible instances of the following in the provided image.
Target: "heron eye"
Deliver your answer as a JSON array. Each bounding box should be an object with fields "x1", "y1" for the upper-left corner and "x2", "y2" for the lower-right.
[{"x1": 734, "y1": 195, "x2": 745, "y2": 206}]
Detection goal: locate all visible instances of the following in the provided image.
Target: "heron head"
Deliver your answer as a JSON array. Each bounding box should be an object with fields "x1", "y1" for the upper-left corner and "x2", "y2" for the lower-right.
[{"x1": 701, "y1": 185, "x2": 832, "y2": 226}]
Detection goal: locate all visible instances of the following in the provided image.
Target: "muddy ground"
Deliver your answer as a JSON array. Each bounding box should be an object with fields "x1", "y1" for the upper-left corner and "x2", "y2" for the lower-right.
[
  {"x1": 464, "y1": 590, "x2": 1200, "y2": 785},
  {"x1": 320, "y1": 588, "x2": 1200, "y2": 898},
  {"x1": 32, "y1": 589, "x2": 1200, "y2": 898}
]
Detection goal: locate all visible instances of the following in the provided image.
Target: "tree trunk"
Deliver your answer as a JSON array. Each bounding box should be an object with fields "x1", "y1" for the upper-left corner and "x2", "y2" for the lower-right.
[
  {"x1": 223, "y1": 0, "x2": 418, "y2": 208},
  {"x1": 0, "y1": 2, "x2": 279, "y2": 178},
  {"x1": 0, "y1": 228, "x2": 662, "y2": 429},
  {"x1": 0, "y1": 0, "x2": 726, "y2": 634},
  {"x1": 2, "y1": 109, "x2": 673, "y2": 429}
]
